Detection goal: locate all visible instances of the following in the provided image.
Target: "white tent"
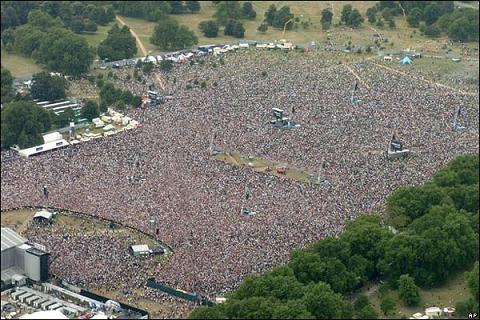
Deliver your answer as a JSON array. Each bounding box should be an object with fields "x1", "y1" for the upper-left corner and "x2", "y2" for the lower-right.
[
  {"x1": 20, "y1": 310, "x2": 68, "y2": 319},
  {"x1": 130, "y1": 244, "x2": 150, "y2": 256},
  {"x1": 33, "y1": 210, "x2": 53, "y2": 221},
  {"x1": 103, "y1": 124, "x2": 115, "y2": 131},
  {"x1": 43, "y1": 132, "x2": 62, "y2": 144}
]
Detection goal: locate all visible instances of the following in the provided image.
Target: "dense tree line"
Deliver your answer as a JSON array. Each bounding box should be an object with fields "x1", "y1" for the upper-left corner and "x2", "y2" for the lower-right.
[
  {"x1": 1, "y1": 100, "x2": 55, "y2": 149},
  {"x1": 190, "y1": 154, "x2": 479, "y2": 319},
  {"x1": 30, "y1": 72, "x2": 68, "y2": 102},
  {"x1": 113, "y1": 1, "x2": 200, "y2": 22},
  {"x1": 1, "y1": 1, "x2": 37, "y2": 31},
  {"x1": 456, "y1": 261, "x2": 479, "y2": 317},
  {"x1": 1, "y1": 67, "x2": 14, "y2": 104},
  {"x1": 97, "y1": 24, "x2": 137, "y2": 61},
  {"x1": 366, "y1": 1, "x2": 478, "y2": 41},
  {"x1": 1, "y1": 1, "x2": 115, "y2": 34},
  {"x1": 11, "y1": 10, "x2": 94, "y2": 76}
]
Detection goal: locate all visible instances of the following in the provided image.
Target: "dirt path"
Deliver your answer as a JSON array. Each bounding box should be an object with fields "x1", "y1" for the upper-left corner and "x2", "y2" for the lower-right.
[
  {"x1": 372, "y1": 62, "x2": 477, "y2": 96},
  {"x1": 345, "y1": 64, "x2": 371, "y2": 90},
  {"x1": 115, "y1": 16, "x2": 166, "y2": 91}
]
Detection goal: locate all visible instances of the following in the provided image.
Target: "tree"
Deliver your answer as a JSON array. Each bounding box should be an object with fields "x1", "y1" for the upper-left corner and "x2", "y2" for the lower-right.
[
  {"x1": 356, "y1": 304, "x2": 378, "y2": 319},
  {"x1": 142, "y1": 62, "x2": 154, "y2": 75},
  {"x1": 1, "y1": 101, "x2": 53, "y2": 149},
  {"x1": 272, "y1": 6, "x2": 294, "y2": 29},
  {"x1": 81, "y1": 100, "x2": 99, "y2": 121},
  {"x1": 398, "y1": 275, "x2": 420, "y2": 307},
  {"x1": 302, "y1": 282, "x2": 353, "y2": 319},
  {"x1": 131, "y1": 95, "x2": 143, "y2": 108},
  {"x1": 272, "y1": 300, "x2": 313, "y2": 319},
  {"x1": 257, "y1": 23, "x2": 268, "y2": 33},
  {"x1": 341, "y1": 4, "x2": 353, "y2": 25},
  {"x1": 1, "y1": 67, "x2": 14, "y2": 104},
  {"x1": 160, "y1": 60, "x2": 174, "y2": 72},
  {"x1": 98, "y1": 24, "x2": 138, "y2": 61},
  {"x1": 30, "y1": 72, "x2": 67, "y2": 101},
  {"x1": 1, "y1": 28, "x2": 16, "y2": 48},
  {"x1": 199, "y1": 20, "x2": 219, "y2": 38},
  {"x1": 224, "y1": 19, "x2": 245, "y2": 38},
  {"x1": 424, "y1": 24, "x2": 440, "y2": 37},
  {"x1": 321, "y1": 9, "x2": 333, "y2": 30},
  {"x1": 56, "y1": 108, "x2": 75, "y2": 128},
  {"x1": 169, "y1": 1, "x2": 185, "y2": 14},
  {"x1": 242, "y1": 2, "x2": 256, "y2": 19},
  {"x1": 348, "y1": 9, "x2": 364, "y2": 28},
  {"x1": 366, "y1": 7, "x2": 377, "y2": 24},
  {"x1": 388, "y1": 19, "x2": 396, "y2": 28},
  {"x1": 456, "y1": 261, "x2": 479, "y2": 316},
  {"x1": 354, "y1": 294, "x2": 370, "y2": 313},
  {"x1": 27, "y1": 22, "x2": 94, "y2": 76},
  {"x1": 213, "y1": 1, "x2": 241, "y2": 26},
  {"x1": 265, "y1": 4, "x2": 277, "y2": 26},
  {"x1": 466, "y1": 261, "x2": 479, "y2": 299},
  {"x1": 150, "y1": 18, "x2": 198, "y2": 50},
  {"x1": 189, "y1": 306, "x2": 226, "y2": 319},
  {"x1": 407, "y1": 7, "x2": 422, "y2": 27},
  {"x1": 380, "y1": 296, "x2": 396, "y2": 316},
  {"x1": 185, "y1": 1, "x2": 201, "y2": 13},
  {"x1": 424, "y1": 3, "x2": 442, "y2": 25},
  {"x1": 121, "y1": 90, "x2": 134, "y2": 105}
]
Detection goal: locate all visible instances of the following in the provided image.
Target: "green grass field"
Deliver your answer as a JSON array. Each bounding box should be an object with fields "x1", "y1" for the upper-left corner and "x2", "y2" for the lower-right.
[
  {"x1": 120, "y1": 1, "x2": 471, "y2": 55},
  {"x1": 355, "y1": 271, "x2": 470, "y2": 318},
  {"x1": 1, "y1": 50, "x2": 44, "y2": 78},
  {"x1": 213, "y1": 150, "x2": 325, "y2": 185},
  {"x1": 79, "y1": 21, "x2": 117, "y2": 49}
]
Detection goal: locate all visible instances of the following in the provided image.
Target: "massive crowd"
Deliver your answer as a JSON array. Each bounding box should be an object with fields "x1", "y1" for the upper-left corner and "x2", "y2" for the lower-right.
[{"x1": 1, "y1": 49, "x2": 478, "y2": 317}]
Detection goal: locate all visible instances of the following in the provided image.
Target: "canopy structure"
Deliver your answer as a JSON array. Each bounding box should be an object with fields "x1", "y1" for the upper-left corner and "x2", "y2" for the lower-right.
[
  {"x1": 401, "y1": 56, "x2": 412, "y2": 65},
  {"x1": 33, "y1": 210, "x2": 54, "y2": 221}
]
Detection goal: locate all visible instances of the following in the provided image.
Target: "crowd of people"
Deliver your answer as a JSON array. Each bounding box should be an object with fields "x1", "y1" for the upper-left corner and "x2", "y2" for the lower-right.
[{"x1": 1, "y1": 49, "x2": 478, "y2": 318}]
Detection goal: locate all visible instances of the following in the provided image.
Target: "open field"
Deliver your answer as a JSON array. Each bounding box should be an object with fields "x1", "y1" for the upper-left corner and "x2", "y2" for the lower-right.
[
  {"x1": 384, "y1": 57, "x2": 479, "y2": 93},
  {"x1": 119, "y1": 1, "x2": 477, "y2": 55},
  {"x1": 213, "y1": 150, "x2": 327, "y2": 185},
  {"x1": 1, "y1": 208, "x2": 36, "y2": 234},
  {"x1": 1, "y1": 50, "x2": 43, "y2": 79},
  {"x1": 354, "y1": 271, "x2": 470, "y2": 318},
  {"x1": 79, "y1": 21, "x2": 117, "y2": 50}
]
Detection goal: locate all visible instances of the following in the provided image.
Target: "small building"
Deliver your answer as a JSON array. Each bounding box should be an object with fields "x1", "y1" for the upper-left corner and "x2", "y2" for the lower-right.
[
  {"x1": 33, "y1": 210, "x2": 54, "y2": 223},
  {"x1": 130, "y1": 245, "x2": 151, "y2": 256},
  {"x1": 425, "y1": 307, "x2": 442, "y2": 318}
]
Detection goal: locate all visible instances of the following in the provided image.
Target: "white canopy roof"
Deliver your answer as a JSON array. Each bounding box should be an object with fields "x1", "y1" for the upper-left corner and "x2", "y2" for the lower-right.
[
  {"x1": 34, "y1": 210, "x2": 53, "y2": 220},
  {"x1": 20, "y1": 310, "x2": 68, "y2": 319},
  {"x1": 1, "y1": 227, "x2": 27, "y2": 251},
  {"x1": 131, "y1": 244, "x2": 150, "y2": 252}
]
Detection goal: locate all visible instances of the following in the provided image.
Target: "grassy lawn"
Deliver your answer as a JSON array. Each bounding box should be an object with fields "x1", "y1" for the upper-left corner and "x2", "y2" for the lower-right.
[
  {"x1": 358, "y1": 272, "x2": 470, "y2": 318},
  {"x1": 79, "y1": 21, "x2": 117, "y2": 50},
  {"x1": 1, "y1": 209, "x2": 36, "y2": 233},
  {"x1": 213, "y1": 150, "x2": 325, "y2": 185},
  {"x1": 1, "y1": 50, "x2": 43, "y2": 79},
  {"x1": 385, "y1": 57, "x2": 479, "y2": 92},
  {"x1": 115, "y1": 1, "x2": 476, "y2": 57},
  {"x1": 116, "y1": 16, "x2": 158, "y2": 54}
]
